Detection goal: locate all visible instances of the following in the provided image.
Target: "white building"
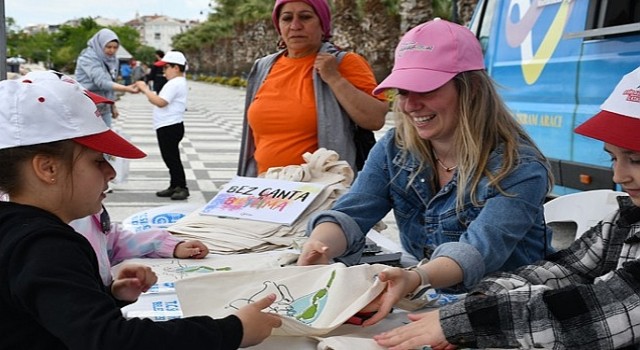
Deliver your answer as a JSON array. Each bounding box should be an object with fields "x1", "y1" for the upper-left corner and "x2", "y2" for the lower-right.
[{"x1": 126, "y1": 15, "x2": 199, "y2": 53}]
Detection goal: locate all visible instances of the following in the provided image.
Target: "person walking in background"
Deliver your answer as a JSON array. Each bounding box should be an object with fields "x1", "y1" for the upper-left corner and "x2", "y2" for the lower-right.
[
  {"x1": 120, "y1": 60, "x2": 132, "y2": 85},
  {"x1": 147, "y1": 49, "x2": 168, "y2": 93},
  {"x1": 299, "y1": 19, "x2": 554, "y2": 302},
  {"x1": 135, "y1": 51, "x2": 190, "y2": 200},
  {"x1": 74, "y1": 28, "x2": 138, "y2": 127},
  {"x1": 373, "y1": 66, "x2": 640, "y2": 350},
  {"x1": 0, "y1": 75, "x2": 281, "y2": 349},
  {"x1": 130, "y1": 58, "x2": 145, "y2": 82},
  {"x1": 237, "y1": 0, "x2": 389, "y2": 177}
]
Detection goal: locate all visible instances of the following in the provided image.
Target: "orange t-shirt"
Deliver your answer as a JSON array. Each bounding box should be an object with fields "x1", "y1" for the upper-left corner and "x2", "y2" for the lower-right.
[{"x1": 247, "y1": 52, "x2": 382, "y2": 174}]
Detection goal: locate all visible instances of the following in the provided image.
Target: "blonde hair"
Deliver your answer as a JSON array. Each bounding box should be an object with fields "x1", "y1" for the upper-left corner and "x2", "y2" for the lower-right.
[{"x1": 393, "y1": 70, "x2": 553, "y2": 211}]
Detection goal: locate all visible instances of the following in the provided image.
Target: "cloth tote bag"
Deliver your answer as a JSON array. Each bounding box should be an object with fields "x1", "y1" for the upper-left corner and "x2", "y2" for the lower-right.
[{"x1": 176, "y1": 263, "x2": 387, "y2": 336}]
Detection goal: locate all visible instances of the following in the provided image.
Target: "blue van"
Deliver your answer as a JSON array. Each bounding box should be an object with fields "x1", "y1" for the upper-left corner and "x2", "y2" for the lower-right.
[{"x1": 469, "y1": 0, "x2": 640, "y2": 195}]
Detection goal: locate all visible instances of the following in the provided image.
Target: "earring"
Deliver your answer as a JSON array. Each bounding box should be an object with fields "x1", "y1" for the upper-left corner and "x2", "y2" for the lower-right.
[{"x1": 50, "y1": 178, "x2": 56, "y2": 184}]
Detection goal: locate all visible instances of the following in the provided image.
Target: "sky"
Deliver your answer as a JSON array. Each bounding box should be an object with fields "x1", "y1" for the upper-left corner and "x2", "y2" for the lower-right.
[{"x1": 5, "y1": 0, "x2": 213, "y2": 28}]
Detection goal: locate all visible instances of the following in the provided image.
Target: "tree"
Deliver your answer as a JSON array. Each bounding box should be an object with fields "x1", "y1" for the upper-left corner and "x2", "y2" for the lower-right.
[{"x1": 457, "y1": 0, "x2": 478, "y2": 25}]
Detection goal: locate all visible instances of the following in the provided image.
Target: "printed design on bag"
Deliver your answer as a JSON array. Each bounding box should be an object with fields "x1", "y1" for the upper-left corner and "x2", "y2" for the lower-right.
[
  {"x1": 129, "y1": 259, "x2": 232, "y2": 281},
  {"x1": 226, "y1": 270, "x2": 336, "y2": 325},
  {"x1": 161, "y1": 260, "x2": 231, "y2": 280},
  {"x1": 170, "y1": 265, "x2": 231, "y2": 274}
]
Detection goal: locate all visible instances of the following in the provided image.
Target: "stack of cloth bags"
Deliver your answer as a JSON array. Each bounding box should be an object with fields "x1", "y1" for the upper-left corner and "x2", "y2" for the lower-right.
[{"x1": 168, "y1": 148, "x2": 365, "y2": 254}]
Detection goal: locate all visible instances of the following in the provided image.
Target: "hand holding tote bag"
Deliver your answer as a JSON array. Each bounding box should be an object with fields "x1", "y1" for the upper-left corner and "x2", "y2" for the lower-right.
[{"x1": 175, "y1": 263, "x2": 387, "y2": 336}]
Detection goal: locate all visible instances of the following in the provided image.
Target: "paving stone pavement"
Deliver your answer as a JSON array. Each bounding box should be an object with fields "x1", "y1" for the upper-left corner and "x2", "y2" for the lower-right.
[{"x1": 103, "y1": 80, "x2": 401, "y2": 243}]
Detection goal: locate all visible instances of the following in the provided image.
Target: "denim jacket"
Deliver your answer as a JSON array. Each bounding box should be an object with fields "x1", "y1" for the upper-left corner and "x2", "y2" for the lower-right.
[{"x1": 307, "y1": 128, "x2": 554, "y2": 290}]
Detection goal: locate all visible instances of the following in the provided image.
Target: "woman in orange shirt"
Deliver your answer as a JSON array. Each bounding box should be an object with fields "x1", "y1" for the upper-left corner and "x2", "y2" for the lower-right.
[{"x1": 238, "y1": 0, "x2": 389, "y2": 177}]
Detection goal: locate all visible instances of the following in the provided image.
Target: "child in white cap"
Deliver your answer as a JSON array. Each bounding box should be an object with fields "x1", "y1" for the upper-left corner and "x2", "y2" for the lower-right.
[
  {"x1": 17, "y1": 71, "x2": 210, "y2": 288},
  {"x1": 373, "y1": 66, "x2": 640, "y2": 350},
  {"x1": 0, "y1": 74, "x2": 280, "y2": 349},
  {"x1": 135, "y1": 51, "x2": 190, "y2": 200}
]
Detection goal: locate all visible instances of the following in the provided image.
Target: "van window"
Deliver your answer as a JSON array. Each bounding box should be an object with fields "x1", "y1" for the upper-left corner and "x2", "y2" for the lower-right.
[
  {"x1": 599, "y1": 0, "x2": 640, "y2": 27},
  {"x1": 576, "y1": 0, "x2": 640, "y2": 38},
  {"x1": 476, "y1": 0, "x2": 498, "y2": 53}
]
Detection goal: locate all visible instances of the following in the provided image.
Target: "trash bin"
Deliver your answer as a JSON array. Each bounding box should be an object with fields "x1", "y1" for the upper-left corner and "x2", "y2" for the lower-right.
[
  {"x1": 7, "y1": 62, "x2": 20, "y2": 73},
  {"x1": 6, "y1": 57, "x2": 25, "y2": 74}
]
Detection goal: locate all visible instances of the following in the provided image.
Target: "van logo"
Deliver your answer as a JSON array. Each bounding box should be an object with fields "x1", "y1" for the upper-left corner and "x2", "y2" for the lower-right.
[
  {"x1": 624, "y1": 89, "x2": 640, "y2": 103},
  {"x1": 505, "y1": 0, "x2": 574, "y2": 85}
]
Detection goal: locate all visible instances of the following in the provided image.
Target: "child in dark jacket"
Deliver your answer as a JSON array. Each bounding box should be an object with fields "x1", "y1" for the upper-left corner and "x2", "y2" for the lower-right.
[{"x1": 0, "y1": 72, "x2": 281, "y2": 349}]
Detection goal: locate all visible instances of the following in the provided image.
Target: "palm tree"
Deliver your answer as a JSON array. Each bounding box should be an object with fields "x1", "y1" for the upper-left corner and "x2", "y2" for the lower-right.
[
  {"x1": 457, "y1": 0, "x2": 479, "y2": 25},
  {"x1": 359, "y1": 0, "x2": 401, "y2": 81},
  {"x1": 399, "y1": 0, "x2": 434, "y2": 33},
  {"x1": 174, "y1": 0, "x2": 478, "y2": 78},
  {"x1": 332, "y1": 0, "x2": 362, "y2": 51}
]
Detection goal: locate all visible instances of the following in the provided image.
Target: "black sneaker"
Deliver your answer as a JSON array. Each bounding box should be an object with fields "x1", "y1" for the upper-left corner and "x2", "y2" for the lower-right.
[
  {"x1": 171, "y1": 187, "x2": 190, "y2": 200},
  {"x1": 156, "y1": 187, "x2": 176, "y2": 197}
]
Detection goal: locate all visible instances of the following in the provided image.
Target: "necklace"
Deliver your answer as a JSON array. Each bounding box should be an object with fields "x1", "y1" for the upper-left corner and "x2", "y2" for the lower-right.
[{"x1": 435, "y1": 158, "x2": 458, "y2": 172}]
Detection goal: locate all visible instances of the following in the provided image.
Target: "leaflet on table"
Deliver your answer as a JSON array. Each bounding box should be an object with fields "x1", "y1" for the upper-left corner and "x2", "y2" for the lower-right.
[
  {"x1": 121, "y1": 292, "x2": 183, "y2": 321},
  {"x1": 199, "y1": 176, "x2": 327, "y2": 225}
]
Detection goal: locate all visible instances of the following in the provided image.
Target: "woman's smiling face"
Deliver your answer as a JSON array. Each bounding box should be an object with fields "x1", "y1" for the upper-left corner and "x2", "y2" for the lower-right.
[{"x1": 397, "y1": 79, "x2": 460, "y2": 143}]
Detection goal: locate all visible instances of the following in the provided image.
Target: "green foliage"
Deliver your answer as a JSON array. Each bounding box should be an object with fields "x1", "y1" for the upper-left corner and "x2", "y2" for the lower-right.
[
  {"x1": 190, "y1": 73, "x2": 248, "y2": 88},
  {"x1": 7, "y1": 17, "x2": 145, "y2": 74},
  {"x1": 8, "y1": 0, "x2": 457, "y2": 73},
  {"x1": 433, "y1": 0, "x2": 454, "y2": 20},
  {"x1": 111, "y1": 26, "x2": 142, "y2": 55},
  {"x1": 226, "y1": 76, "x2": 245, "y2": 87},
  {"x1": 134, "y1": 46, "x2": 158, "y2": 66},
  {"x1": 173, "y1": 0, "x2": 272, "y2": 52}
]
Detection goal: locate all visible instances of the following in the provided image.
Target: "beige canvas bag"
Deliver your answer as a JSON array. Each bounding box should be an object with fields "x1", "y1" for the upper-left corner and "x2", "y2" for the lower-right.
[{"x1": 175, "y1": 263, "x2": 387, "y2": 336}]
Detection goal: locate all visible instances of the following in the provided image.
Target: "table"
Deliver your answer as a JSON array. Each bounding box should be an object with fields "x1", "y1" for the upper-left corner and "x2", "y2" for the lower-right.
[{"x1": 117, "y1": 232, "x2": 425, "y2": 349}]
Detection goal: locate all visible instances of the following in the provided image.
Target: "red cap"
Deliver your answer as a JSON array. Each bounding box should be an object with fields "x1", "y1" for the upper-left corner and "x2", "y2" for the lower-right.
[{"x1": 575, "y1": 66, "x2": 640, "y2": 153}]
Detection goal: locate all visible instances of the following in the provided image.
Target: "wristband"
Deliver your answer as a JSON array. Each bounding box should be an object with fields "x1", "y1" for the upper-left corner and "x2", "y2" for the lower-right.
[
  {"x1": 394, "y1": 259, "x2": 436, "y2": 311},
  {"x1": 405, "y1": 259, "x2": 430, "y2": 300}
]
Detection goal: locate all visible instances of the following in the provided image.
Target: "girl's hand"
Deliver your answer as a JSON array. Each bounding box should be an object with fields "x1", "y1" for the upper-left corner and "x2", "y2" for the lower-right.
[
  {"x1": 236, "y1": 294, "x2": 282, "y2": 347},
  {"x1": 111, "y1": 264, "x2": 157, "y2": 302},
  {"x1": 174, "y1": 240, "x2": 209, "y2": 259},
  {"x1": 111, "y1": 104, "x2": 119, "y2": 119}
]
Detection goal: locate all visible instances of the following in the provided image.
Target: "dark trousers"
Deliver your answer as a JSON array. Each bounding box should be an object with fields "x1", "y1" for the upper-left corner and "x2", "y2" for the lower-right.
[{"x1": 156, "y1": 122, "x2": 186, "y2": 188}]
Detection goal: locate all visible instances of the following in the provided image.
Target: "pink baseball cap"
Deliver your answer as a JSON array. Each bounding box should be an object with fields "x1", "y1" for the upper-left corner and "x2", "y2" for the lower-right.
[
  {"x1": 0, "y1": 71, "x2": 146, "y2": 159},
  {"x1": 272, "y1": 0, "x2": 332, "y2": 40},
  {"x1": 575, "y1": 66, "x2": 640, "y2": 153},
  {"x1": 374, "y1": 18, "x2": 485, "y2": 95}
]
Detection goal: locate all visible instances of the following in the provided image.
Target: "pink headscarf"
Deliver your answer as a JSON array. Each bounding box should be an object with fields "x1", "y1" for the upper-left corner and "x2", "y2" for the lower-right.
[{"x1": 272, "y1": 0, "x2": 332, "y2": 40}]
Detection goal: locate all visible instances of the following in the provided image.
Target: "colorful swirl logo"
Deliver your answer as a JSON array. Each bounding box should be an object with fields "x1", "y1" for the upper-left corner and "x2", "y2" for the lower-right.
[{"x1": 505, "y1": 0, "x2": 575, "y2": 84}]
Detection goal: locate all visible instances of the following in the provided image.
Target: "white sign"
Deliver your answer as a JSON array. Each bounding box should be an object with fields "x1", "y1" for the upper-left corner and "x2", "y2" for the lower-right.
[{"x1": 200, "y1": 176, "x2": 327, "y2": 225}]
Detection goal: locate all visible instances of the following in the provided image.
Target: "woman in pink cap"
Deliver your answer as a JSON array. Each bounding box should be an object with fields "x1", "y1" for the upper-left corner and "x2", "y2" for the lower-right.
[
  {"x1": 300, "y1": 18, "x2": 554, "y2": 309},
  {"x1": 0, "y1": 75, "x2": 281, "y2": 349},
  {"x1": 373, "y1": 67, "x2": 640, "y2": 350},
  {"x1": 238, "y1": 0, "x2": 389, "y2": 177}
]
